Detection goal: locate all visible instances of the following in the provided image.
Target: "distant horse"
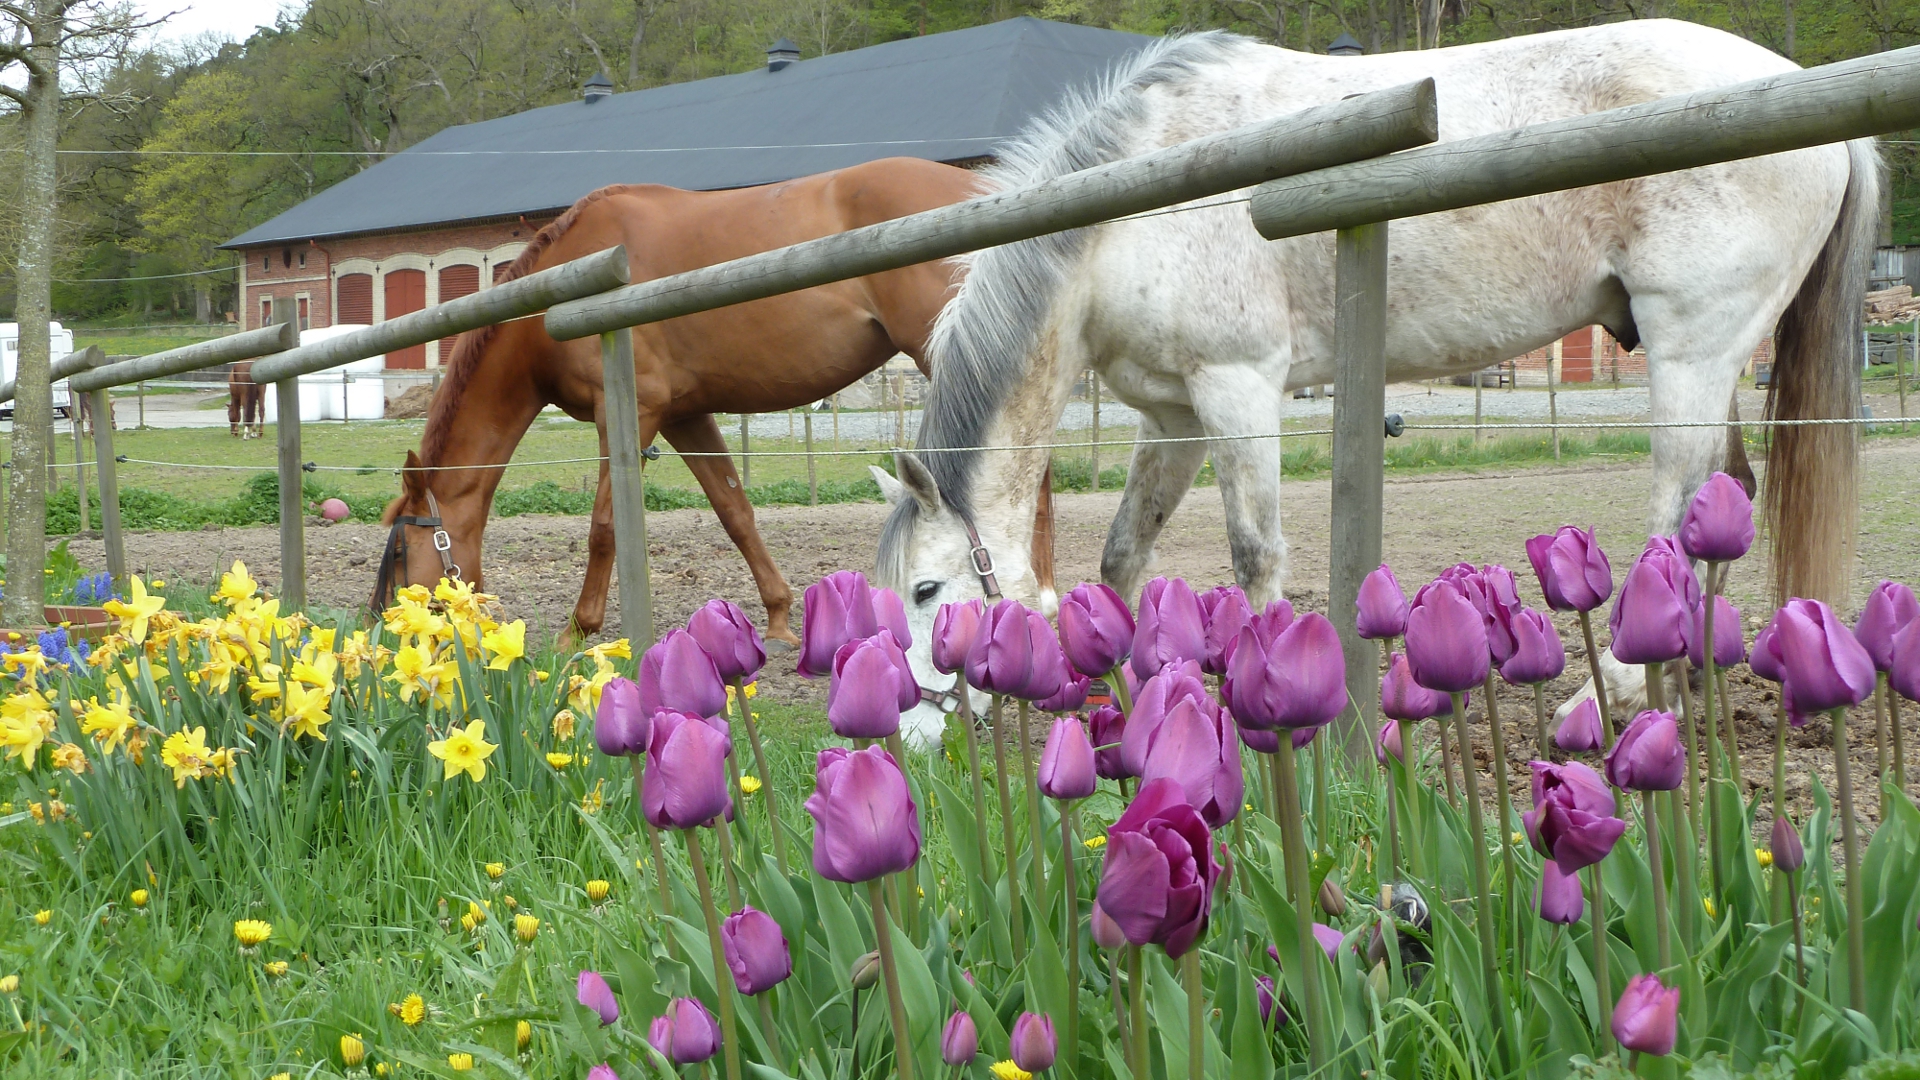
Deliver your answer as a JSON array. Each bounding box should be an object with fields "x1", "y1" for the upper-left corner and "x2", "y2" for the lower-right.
[
  {"x1": 228, "y1": 361, "x2": 264, "y2": 438},
  {"x1": 377, "y1": 157, "x2": 1056, "y2": 647},
  {"x1": 875, "y1": 24, "x2": 1871, "y2": 737}
]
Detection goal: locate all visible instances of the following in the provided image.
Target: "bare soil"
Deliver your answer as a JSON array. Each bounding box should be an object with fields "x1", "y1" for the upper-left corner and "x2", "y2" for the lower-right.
[{"x1": 63, "y1": 437, "x2": 1920, "y2": 832}]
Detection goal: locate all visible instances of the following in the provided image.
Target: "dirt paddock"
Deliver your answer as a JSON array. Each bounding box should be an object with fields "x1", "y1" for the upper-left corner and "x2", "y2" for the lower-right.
[{"x1": 65, "y1": 438, "x2": 1920, "y2": 829}]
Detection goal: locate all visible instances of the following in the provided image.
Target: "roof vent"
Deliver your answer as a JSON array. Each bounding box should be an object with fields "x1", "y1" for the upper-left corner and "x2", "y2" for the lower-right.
[
  {"x1": 583, "y1": 71, "x2": 613, "y2": 103},
  {"x1": 767, "y1": 38, "x2": 799, "y2": 72},
  {"x1": 1327, "y1": 33, "x2": 1363, "y2": 56}
]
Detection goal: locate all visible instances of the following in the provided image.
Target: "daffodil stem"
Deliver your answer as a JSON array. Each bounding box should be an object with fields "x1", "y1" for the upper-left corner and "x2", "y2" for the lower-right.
[
  {"x1": 1588, "y1": 862, "x2": 1613, "y2": 1054},
  {"x1": 1830, "y1": 706, "x2": 1867, "y2": 1013},
  {"x1": 686, "y1": 835, "x2": 744, "y2": 1080},
  {"x1": 1275, "y1": 737, "x2": 1330, "y2": 1074},
  {"x1": 1449, "y1": 690, "x2": 1512, "y2": 1072},
  {"x1": 991, "y1": 694, "x2": 1026, "y2": 961},
  {"x1": 1019, "y1": 699, "x2": 1048, "y2": 920},
  {"x1": 1578, "y1": 610, "x2": 1615, "y2": 748},
  {"x1": 959, "y1": 676, "x2": 994, "y2": 914},
  {"x1": 731, "y1": 676, "x2": 788, "y2": 874},
  {"x1": 1183, "y1": 948, "x2": 1204, "y2": 1080},
  {"x1": 867, "y1": 878, "x2": 916, "y2": 1080},
  {"x1": 631, "y1": 757, "x2": 675, "y2": 925},
  {"x1": 1481, "y1": 670, "x2": 1520, "y2": 983},
  {"x1": 1059, "y1": 799, "x2": 1080, "y2": 1077},
  {"x1": 1641, "y1": 789, "x2": 1671, "y2": 971}
]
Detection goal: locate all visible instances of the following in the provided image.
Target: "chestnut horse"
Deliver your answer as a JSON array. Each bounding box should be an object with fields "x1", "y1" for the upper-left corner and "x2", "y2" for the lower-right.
[
  {"x1": 378, "y1": 157, "x2": 1053, "y2": 647},
  {"x1": 228, "y1": 361, "x2": 264, "y2": 438}
]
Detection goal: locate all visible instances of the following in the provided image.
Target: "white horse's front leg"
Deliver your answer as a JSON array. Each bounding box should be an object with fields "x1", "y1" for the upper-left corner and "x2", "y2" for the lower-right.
[
  {"x1": 1187, "y1": 366, "x2": 1287, "y2": 607},
  {"x1": 1554, "y1": 647, "x2": 1694, "y2": 728},
  {"x1": 1100, "y1": 405, "x2": 1209, "y2": 603}
]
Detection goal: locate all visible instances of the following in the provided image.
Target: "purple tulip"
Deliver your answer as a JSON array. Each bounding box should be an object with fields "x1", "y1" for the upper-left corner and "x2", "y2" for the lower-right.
[
  {"x1": 1119, "y1": 660, "x2": 1212, "y2": 777},
  {"x1": 1376, "y1": 719, "x2": 1404, "y2": 764},
  {"x1": 1554, "y1": 698, "x2": 1605, "y2": 753},
  {"x1": 1770, "y1": 815, "x2": 1804, "y2": 873},
  {"x1": 1039, "y1": 717, "x2": 1098, "y2": 800},
  {"x1": 1010, "y1": 1012, "x2": 1057, "y2": 1072},
  {"x1": 1609, "y1": 539, "x2": 1699, "y2": 666},
  {"x1": 827, "y1": 631, "x2": 918, "y2": 739},
  {"x1": 593, "y1": 676, "x2": 650, "y2": 757},
  {"x1": 941, "y1": 1011, "x2": 979, "y2": 1065},
  {"x1": 1536, "y1": 858, "x2": 1585, "y2": 924},
  {"x1": 1198, "y1": 584, "x2": 1255, "y2": 676},
  {"x1": 932, "y1": 599, "x2": 986, "y2": 676},
  {"x1": 1357, "y1": 563, "x2": 1410, "y2": 640},
  {"x1": 1058, "y1": 583, "x2": 1134, "y2": 677},
  {"x1": 805, "y1": 745, "x2": 922, "y2": 883},
  {"x1": 1237, "y1": 723, "x2": 1280, "y2": 754},
  {"x1": 1773, "y1": 598, "x2": 1876, "y2": 714},
  {"x1": 639, "y1": 629, "x2": 728, "y2": 720},
  {"x1": 576, "y1": 970, "x2": 619, "y2": 1026},
  {"x1": 1096, "y1": 777, "x2": 1223, "y2": 958},
  {"x1": 1689, "y1": 595, "x2": 1746, "y2": 670},
  {"x1": 1255, "y1": 974, "x2": 1285, "y2": 1027},
  {"x1": 1455, "y1": 563, "x2": 1523, "y2": 665},
  {"x1": 1140, "y1": 695, "x2": 1244, "y2": 827},
  {"x1": 1313, "y1": 922, "x2": 1344, "y2": 961},
  {"x1": 1034, "y1": 671, "x2": 1090, "y2": 713},
  {"x1": 1612, "y1": 975, "x2": 1680, "y2": 1057},
  {"x1": 1500, "y1": 607, "x2": 1566, "y2": 686},
  {"x1": 1131, "y1": 577, "x2": 1207, "y2": 680},
  {"x1": 1221, "y1": 612, "x2": 1347, "y2": 732},
  {"x1": 1751, "y1": 613, "x2": 1786, "y2": 683},
  {"x1": 1252, "y1": 598, "x2": 1297, "y2": 638},
  {"x1": 798, "y1": 571, "x2": 910, "y2": 678},
  {"x1": 1088, "y1": 705, "x2": 1130, "y2": 779},
  {"x1": 721, "y1": 906, "x2": 792, "y2": 995},
  {"x1": 1380, "y1": 652, "x2": 1453, "y2": 722},
  {"x1": 1523, "y1": 760, "x2": 1627, "y2": 872},
  {"x1": 1679, "y1": 472, "x2": 1755, "y2": 563},
  {"x1": 1605, "y1": 710, "x2": 1684, "y2": 792},
  {"x1": 1090, "y1": 901, "x2": 1127, "y2": 949},
  {"x1": 1526, "y1": 526, "x2": 1614, "y2": 613},
  {"x1": 1855, "y1": 581, "x2": 1919, "y2": 673},
  {"x1": 1405, "y1": 580, "x2": 1490, "y2": 694},
  {"x1": 587, "y1": 1065, "x2": 618, "y2": 1080},
  {"x1": 966, "y1": 600, "x2": 1069, "y2": 702},
  {"x1": 1892, "y1": 618, "x2": 1920, "y2": 703},
  {"x1": 686, "y1": 599, "x2": 766, "y2": 683},
  {"x1": 648, "y1": 997, "x2": 721, "y2": 1065},
  {"x1": 642, "y1": 710, "x2": 733, "y2": 830}
]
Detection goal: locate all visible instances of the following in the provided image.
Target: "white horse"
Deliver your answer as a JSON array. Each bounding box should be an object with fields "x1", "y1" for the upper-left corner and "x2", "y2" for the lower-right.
[{"x1": 874, "y1": 21, "x2": 1873, "y2": 743}]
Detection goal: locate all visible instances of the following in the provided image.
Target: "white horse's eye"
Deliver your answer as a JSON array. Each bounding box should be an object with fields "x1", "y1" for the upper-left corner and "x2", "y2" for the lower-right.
[{"x1": 913, "y1": 581, "x2": 941, "y2": 605}]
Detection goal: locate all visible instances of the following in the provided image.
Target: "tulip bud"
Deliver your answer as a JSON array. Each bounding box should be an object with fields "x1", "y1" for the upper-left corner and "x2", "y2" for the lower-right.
[
  {"x1": 1678, "y1": 472, "x2": 1755, "y2": 563},
  {"x1": 799, "y1": 571, "x2": 909, "y2": 678},
  {"x1": 1535, "y1": 857, "x2": 1585, "y2": 924},
  {"x1": 1198, "y1": 584, "x2": 1254, "y2": 676},
  {"x1": 1368, "y1": 959, "x2": 1392, "y2": 1001},
  {"x1": 1689, "y1": 595, "x2": 1746, "y2": 670},
  {"x1": 1140, "y1": 696, "x2": 1244, "y2": 827},
  {"x1": 1856, "y1": 580, "x2": 1920, "y2": 673},
  {"x1": 941, "y1": 1010, "x2": 979, "y2": 1065},
  {"x1": 1526, "y1": 526, "x2": 1614, "y2": 613},
  {"x1": 1773, "y1": 598, "x2": 1876, "y2": 713},
  {"x1": 1253, "y1": 973, "x2": 1283, "y2": 1027},
  {"x1": 686, "y1": 598, "x2": 766, "y2": 683},
  {"x1": 1608, "y1": 538, "x2": 1699, "y2": 666},
  {"x1": 1604, "y1": 710, "x2": 1685, "y2": 792},
  {"x1": 1554, "y1": 697, "x2": 1605, "y2": 753},
  {"x1": 1356, "y1": 563, "x2": 1410, "y2": 640},
  {"x1": 1087, "y1": 705, "x2": 1130, "y2": 780},
  {"x1": 806, "y1": 746, "x2": 922, "y2": 882},
  {"x1": 849, "y1": 950, "x2": 882, "y2": 989},
  {"x1": 576, "y1": 970, "x2": 619, "y2": 1026},
  {"x1": 1038, "y1": 717, "x2": 1098, "y2": 800},
  {"x1": 1499, "y1": 608, "x2": 1566, "y2": 686},
  {"x1": 1097, "y1": 778, "x2": 1222, "y2": 957},
  {"x1": 966, "y1": 599, "x2": 1068, "y2": 700},
  {"x1": 588, "y1": 1065, "x2": 617, "y2": 1080},
  {"x1": 1523, "y1": 760, "x2": 1626, "y2": 872},
  {"x1": 1405, "y1": 580, "x2": 1489, "y2": 694},
  {"x1": 1611, "y1": 974, "x2": 1680, "y2": 1056},
  {"x1": 1894, "y1": 618, "x2": 1920, "y2": 704},
  {"x1": 721, "y1": 906, "x2": 793, "y2": 995},
  {"x1": 1131, "y1": 576, "x2": 1207, "y2": 680},
  {"x1": 1034, "y1": 671, "x2": 1090, "y2": 713},
  {"x1": 648, "y1": 997, "x2": 721, "y2": 1065},
  {"x1": 1010, "y1": 1012, "x2": 1057, "y2": 1073},
  {"x1": 1057, "y1": 583, "x2": 1134, "y2": 677},
  {"x1": 1222, "y1": 612, "x2": 1347, "y2": 732},
  {"x1": 592, "y1": 677, "x2": 649, "y2": 757},
  {"x1": 1318, "y1": 876, "x2": 1348, "y2": 918},
  {"x1": 641, "y1": 710, "x2": 733, "y2": 830},
  {"x1": 1770, "y1": 815, "x2": 1805, "y2": 874},
  {"x1": 1089, "y1": 901, "x2": 1127, "y2": 949},
  {"x1": 827, "y1": 631, "x2": 917, "y2": 739},
  {"x1": 932, "y1": 599, "x2": 986, "y2": 675},
  {"x1": 1313, "y1": 922, "x2": 1344, "y2": 961},
  {"x1": 639, "y1": 629, "x2": 728, "y2": 719},
  {"x1": 1380, "y1": 652, "x2": 1452, "y2": 722},
  {"x1": 1375, "y1": 718, "x2": 1404, "y2": 765}
]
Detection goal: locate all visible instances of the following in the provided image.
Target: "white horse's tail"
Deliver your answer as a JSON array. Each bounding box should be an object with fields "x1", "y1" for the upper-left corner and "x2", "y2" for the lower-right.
[{"x1": 1765, "y1": 138, "x2": 1878, "y2": 607}]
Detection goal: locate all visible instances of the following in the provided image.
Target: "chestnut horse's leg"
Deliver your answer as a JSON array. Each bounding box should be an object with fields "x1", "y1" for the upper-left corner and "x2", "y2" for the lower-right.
[
  {"x1": 565, "y1": 410, "x2": 665, "y2": 648},
  {"x1": 659, "y1": 413, "x2": 798, "y2": 652},
  {"x1": 229, "y1": 381, "x2": 242, "y2": 437}
]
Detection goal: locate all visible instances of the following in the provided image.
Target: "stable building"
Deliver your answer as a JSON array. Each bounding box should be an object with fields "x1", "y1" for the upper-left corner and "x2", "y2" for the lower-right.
[{"x1": 222, "y1": 18, "x2": 1150, "y2": 369}]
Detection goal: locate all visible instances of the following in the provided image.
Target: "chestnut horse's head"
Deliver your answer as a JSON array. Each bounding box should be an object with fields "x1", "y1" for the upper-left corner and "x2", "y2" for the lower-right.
[{"x1": 373, "y1": 450, "x2": 483, "y2": 615}]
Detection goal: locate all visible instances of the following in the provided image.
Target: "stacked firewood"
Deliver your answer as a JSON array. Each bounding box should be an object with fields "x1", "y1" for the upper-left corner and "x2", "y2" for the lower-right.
[{"x1": 1866, "y1": 285, "x2": 1920, "y2": 325}]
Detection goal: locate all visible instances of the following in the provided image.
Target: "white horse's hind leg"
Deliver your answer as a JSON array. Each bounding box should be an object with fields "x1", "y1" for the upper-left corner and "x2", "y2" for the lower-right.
[
  {"x1": 1187, "y1": 366, "x2": 1287, "y2": 607},
  {"x1": 1100, "y1": 405, "x2": 1210, "y2": 604}
]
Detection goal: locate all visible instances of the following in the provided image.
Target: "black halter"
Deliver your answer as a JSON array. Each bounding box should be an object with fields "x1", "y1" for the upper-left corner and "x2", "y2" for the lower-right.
[{"x1": 371, "y1": 489, "x2": 461, "y2": 617}]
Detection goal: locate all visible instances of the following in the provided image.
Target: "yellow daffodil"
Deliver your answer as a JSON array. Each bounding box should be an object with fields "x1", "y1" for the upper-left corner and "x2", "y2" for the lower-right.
[
  {"x1": 990, "y1": 1061, "x2": 1032, "y2": 1080},
  {"x1": 161, "y1": 727, "x2": 215, "y2": 788},
  {"x1": 551, "y1": 709, "x2": 576, "y2": 741},
  {"x1": 232, "y1": 919, "x2": 272, "y2": 949},
  {"x1": 2, "y1": 646, "x2": 51, "y2": 681},
  {"x1": 545, "y1": 752, "x2": 573, "y2": 769},
  {"x1": 102, "y1": 575, "x2": 166, "y2": 643},
  {"x1": 429, "y1": 720, "x2": 497, "y2": 783},
  {"x1": 397, "y1": 992, "x2": 426, "y2": 1027},
  {"x1": 585, "y1": 638, "x2": 631, "y2": 663},
  {"x1": 739, "y1": 774, "x2": 762, "y2": 795},
  {"x1": 482, "y1": 620, "x2": 526, "y2": 670},
  {"x1": 586, "y1": 879, "x2": 610, "y2": 903},
  {"x1": 216, "y1": 561, "x2": 257, "y2": 606},
  {"x1": 282, "y1": 682, "x2": 332, "y2": 742},
  {"x1": 485, "y1": 862, "x2": 505, "y2": 880},
  {"x1": 389, "y1": 644, "x2": 456, "y2": 709},
  {"x1": 340, "y1": 1033, "x2": 366, "y2": 1067},
  {"x1": 336, "y1": 629, "x2": 385, "y2": 680},
  {"x1": 42, "y1": 741, "x2": 85, "y2": 774},
  {"x1": 0, "y1": 685, "x2": 56, "y2": 766},
  {"x1": 290, "y1": 647, "x2": 338, "y2": 690},
  {"x1": 513, "y1": 914, "x2": 539, "y2": 943},
  {"x1": 80, "y1": 694, "x2": 137, "y2": 754}
]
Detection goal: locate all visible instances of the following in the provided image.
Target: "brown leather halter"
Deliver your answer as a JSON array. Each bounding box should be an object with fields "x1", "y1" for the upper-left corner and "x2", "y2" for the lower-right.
[
  {"x1": 371, "y1": 489, "x2": 461, "y2": 617},
  {"x1": 918, "y1": 505, "x2": 1004, "y2": 716}
]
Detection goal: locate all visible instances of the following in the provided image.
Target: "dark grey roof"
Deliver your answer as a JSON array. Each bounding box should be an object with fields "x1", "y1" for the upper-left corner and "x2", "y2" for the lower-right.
[{"x1": 224, "y1": 18, "x2": 1152, "y2": 248}]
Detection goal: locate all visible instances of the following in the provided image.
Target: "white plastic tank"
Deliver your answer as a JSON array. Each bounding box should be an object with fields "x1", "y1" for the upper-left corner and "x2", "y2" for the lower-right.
[{"x1": 261, "y1": 325, "x2": 385, "y2": 422}]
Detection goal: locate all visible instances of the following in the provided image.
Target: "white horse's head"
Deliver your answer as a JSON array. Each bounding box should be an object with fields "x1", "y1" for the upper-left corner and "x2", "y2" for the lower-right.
[{"x1": 872, "y1": 455, "x2": 1050, "y2": 741}]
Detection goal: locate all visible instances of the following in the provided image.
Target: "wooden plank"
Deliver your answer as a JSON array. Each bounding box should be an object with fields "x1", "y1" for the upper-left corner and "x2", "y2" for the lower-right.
[
  {"x1": 1250, "y1": 44, "x2": 1920, "y2": 240},
  {"x1": 70, "y1": 323, "x2": 296, "y2": 394},
  {"x1": 1329, "y1": 222, "x2": 1389, "y2": 763},
  {"x1": 601, "y1": 329, "x2": 654, "y2": 646},
  {"x1": 89, "y1": 389, "x2": 125, "y2": 585},
  {"x1": 0, "y1": 344, "x2": 102, "y2": 404},
  {"x1": 543, "y1": 80, "x2": 1439, "y2": 341},
  {"x1": 276, "y1": 378, "x2": 306, "y2": 610}
]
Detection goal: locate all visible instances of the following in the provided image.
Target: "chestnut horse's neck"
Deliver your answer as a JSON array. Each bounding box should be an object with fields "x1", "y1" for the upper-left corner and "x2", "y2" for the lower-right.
[{"x1": 416, "y1": 320, "x2": 553, "y2": 553}]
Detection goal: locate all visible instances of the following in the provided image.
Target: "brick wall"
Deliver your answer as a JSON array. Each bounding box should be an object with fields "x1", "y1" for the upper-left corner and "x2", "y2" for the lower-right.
[
  {"x1": 234, "y1": 214, "x2": 557, "y2": 368},
  {"x1": 1501, "y1": 327, "x2": 1771, "y2": 387}
]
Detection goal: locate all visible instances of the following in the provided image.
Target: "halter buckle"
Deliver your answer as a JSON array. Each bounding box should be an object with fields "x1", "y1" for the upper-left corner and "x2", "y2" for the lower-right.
[
  {"x1": 433, "y1": 530, "x2": 452, "y2": 553},
  {"x1": 969, "y1": 544, "x2": 995, "y2": 577}
]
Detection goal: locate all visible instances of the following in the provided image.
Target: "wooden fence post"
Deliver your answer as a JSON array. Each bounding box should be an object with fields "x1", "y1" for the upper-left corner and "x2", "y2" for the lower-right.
[
  {"x1": 1549, "y1": 338, "x2": 1562, "y2": 461},
  {"x1": 804, "y1": 406, "x2": 817, "y2": 506},
  {"x1": 1329, "y1": 221, "x2": 1389, "y2": 762},
  {"x1": 1090, "y1": 371, "x2": 1101, "y2": 492},
  {"x1": 601, "y1": 329, "x2": 654, "y2": 646},
  {"x1": 72, "y1": 405, "x2": 88, "y2": 536},
  {"x1": 740, "y1": 414, "x2": 751, "y2": 489},
  {"x1": 90, "y1": 389, "x2": 124, "y2": 585},
  {"x1": 276, "y1": 376, "x2": 306, "y2": 610}
]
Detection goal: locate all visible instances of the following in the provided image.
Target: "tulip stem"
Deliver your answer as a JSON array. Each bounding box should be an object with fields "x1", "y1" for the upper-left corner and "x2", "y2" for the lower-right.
[
  {"x1": 1449, "y1": 691, "x2": 1513, "y2": 1072},
  {"x1": 1313, "y1": 738, "x2": 1331, "y2": 848},
  {"x1": 1481, "y1": 671, "x2": 1522, "y2": 985},
  {"x1": 886, "y1": 731, "x2": 920, "y2": 940},
  {"x1": 1019, "y1": 700, "x2": 1049, "y2": 922},
  {"x1": 1111, "y1": 949, "x2": 1129, "y2": 1063},
  {"x1": 632, "y1": 758, "x2": 676, "y2": 925},
  {"x1": 1640, "y1": 789, "x2": 1671, "y2": 972},
  {"x1": 1875, "y1": 674, "x2": 1892, "y2": 784},
  {"x1": 758, "y1": 992, "x2": 782, "y2": 1069},
  {"x1": 712, "y1": 814, "x2": 746, "y2": 913},
  {"x1": 685, "y1": 835, "x2": 744, "y2": 1080},
  {"x1": 1533, "y1": 683, "x2": 1552, "y2": 761},
  {"x1": 1384, "y1": 721, "x2": 1402, "y2": 879},
  {"x1": 1829, "y1": 707, "x2": 1867, "y2": 1014},
  {"x1": 866, "y1": 878, "x2": 916, "y2": 1080},
  {"x1": 958, "y1": 676, "x2": 995, "y2": 910},
  {"x1": 1059, "y1": 800, "x2": 1080, "y2": 1076},
  {"x1": 1718, "y1": 668, "x2": 1742, "y2": 785},
  {"x1": 1183, "y1": 948, "x2": 1205, "y2": 1080},
  {"x1": 1275, "y1": 737, "x2": 1330, "y2": 1074},
  {"x1": 732, "y1": 676, "x2": 788, "y2": 874},
  {"x1": 1128, "y1": 945, "x2": 1148, "y2": 1080},
  {"x1": 1675, "y1": 658, "x2": 1705, "y2": 845},
  {"x1": 1438, "y1": 716, "x2": 1461, "y2": 808},
  {"x1": 1891, "y1": 684, "x2": 1908, "y2": 791},
  {"x1": 991, "y1": 694, "x2": 1027, "y2": 961},
  {"x1": 1578, "y1": 610, "x2": 1616, "y2": 748},
  {"x1": 1587, "y1": 863, "x2": 1613, "y2": 1054}
]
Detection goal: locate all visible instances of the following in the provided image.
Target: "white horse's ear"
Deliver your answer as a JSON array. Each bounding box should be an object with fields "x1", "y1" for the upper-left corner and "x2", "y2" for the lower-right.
[
  {"x1": 869, "y1": 464, "x2": 907, "y2": 506},
  {"x1": 894, "y1": 452, "x2": 942, "y2": 516}
]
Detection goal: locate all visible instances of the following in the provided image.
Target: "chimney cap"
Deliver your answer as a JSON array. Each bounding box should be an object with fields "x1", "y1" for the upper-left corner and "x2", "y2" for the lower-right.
[
  {"x1": 1327, "y1": 33, "x2": 1363, "y2": 55},
  {"x1": 767, "y1": 38, "x2": 800, "y2": 71},
  {"x1": 583, "y1": 71, "x2": 613, "y2": 102}
]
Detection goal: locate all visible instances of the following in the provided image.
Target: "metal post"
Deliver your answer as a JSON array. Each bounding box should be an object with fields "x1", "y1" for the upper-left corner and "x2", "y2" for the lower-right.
[
  {"x1": 895, "y1": 372, "x2": 907, "y2": 448},
  {"x1": 832, "y1": 393, "x2": 840, "y2": 449},
  {"x1": 601, "y1": 329, "x2": 654, "y2": 645},
  {"x1": 137, "y1": 382, "x2": 145, "y2": 429},
  {"x1": 1330, "y1": 222, "x2": 1389, "y2": 762},
  {"x1": 788, "y1": 409, "x2": 795, "y2": 440},
  {"x1": 804, "y1": 407, "x2": 817, "y2": 506},
  {"x1": 739, "y1": 413, "x2": 751, "y2": 489},
  {"x1": 90, "y1": 390, "x2": 124, "y2": 585},
  {"x1": 1090, "y1": 371, "x2": 1101, "y2": 492},
  {"x1": 275, "y1": 377, "x2": 306, "y2": 610},
  {"x1": 1549, "y1": 337, "x2": 1562, "y2": 461}
]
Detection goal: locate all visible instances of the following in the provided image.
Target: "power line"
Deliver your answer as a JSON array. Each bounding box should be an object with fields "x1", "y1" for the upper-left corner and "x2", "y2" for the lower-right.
[
  {"x1": 24, "y1": 136, "x2": 1006, "y2": 158},
  {"x1": 49, "y1": 265, "x2": 239, "y2": 284}
]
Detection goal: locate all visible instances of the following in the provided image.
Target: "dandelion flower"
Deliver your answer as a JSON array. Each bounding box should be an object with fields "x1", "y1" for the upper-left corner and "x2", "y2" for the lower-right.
[
  {"x1": 516, "y1": 1019, "x2": 532, "y2": 1053},
  {"x1": 233, "y1": 919, "x2": 272, "y2": 950},
  {"x1": 264, "y1": 961, "x2": 289, "y2": 977},
  {"x1": 397, "y1": 993, "x2": 426, "y2": 1027},
  {"x1": 485, "y1": 862, "x2": 505, "y2": 881},
  {"x1": 448, "y1": 1052, "x2": 474, "y2": 1071},
  {"x1": 739, "y1": 774, "x2": 762, "y2": 795},
  {"x1": 33, "y1": 910, "x2": 51, "y2": 926},
  {"x1": 545, "y1": 752, "x2": 574, "y2": 769},
  {"x1": 340, "y1": 1033, "x2": 366, "y2": 1067},
  {"x1": 1703, "y1": 896, "x2": 1718, "y2": 919},
  {"x1": 467, "y1": 900, "x2": 487, "y2": 925},
  {"x1": 1083, "y1": 835, "x2": 1107, "y2": 850},
  {"x1": 0, "y1": 974, "x2": 18, "y2": 993},
  {"x1": 1756, "y1": 847, "x2": 1774, "y2": 868},
  {"x1": 586, "y1": 879, "x2": 610, "y2": 903},
  {"x1": 428, "y1": 720, "x2": 498, "y2": 783},
  {"x1": 991, "y1": 1061, "x2": 1033, "y2": 1080},
  {"x1": 130, "y1": 889, "x2": 148, "y2": 908},
  {"x1": 460, "y1": 911, "x2": 478, "y2": 933},
  {"x1": 514, "y1": 914, "x2": 539, "y2": 944}
]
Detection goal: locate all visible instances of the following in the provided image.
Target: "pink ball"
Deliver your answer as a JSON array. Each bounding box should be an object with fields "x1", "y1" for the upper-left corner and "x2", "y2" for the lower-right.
[{"x1": 319, "y1": 498, "x2": 350, "y2": 522}]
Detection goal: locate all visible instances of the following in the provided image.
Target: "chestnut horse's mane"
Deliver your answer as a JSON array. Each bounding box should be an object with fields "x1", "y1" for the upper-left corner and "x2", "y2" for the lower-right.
[{"x1": 418, "y1": 184, "x2": 642, "y2": 469}]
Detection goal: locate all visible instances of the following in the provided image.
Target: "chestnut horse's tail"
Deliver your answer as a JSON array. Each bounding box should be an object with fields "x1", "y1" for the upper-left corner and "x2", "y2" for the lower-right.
[{"x1": 1764, "y1": 138, "x2": 1878, "y2": 607}]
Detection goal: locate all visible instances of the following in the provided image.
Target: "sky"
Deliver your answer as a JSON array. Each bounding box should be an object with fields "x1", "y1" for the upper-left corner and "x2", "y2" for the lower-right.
[{"x1": 136, "y1": 0, "x2": 293, "y2": 45}]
